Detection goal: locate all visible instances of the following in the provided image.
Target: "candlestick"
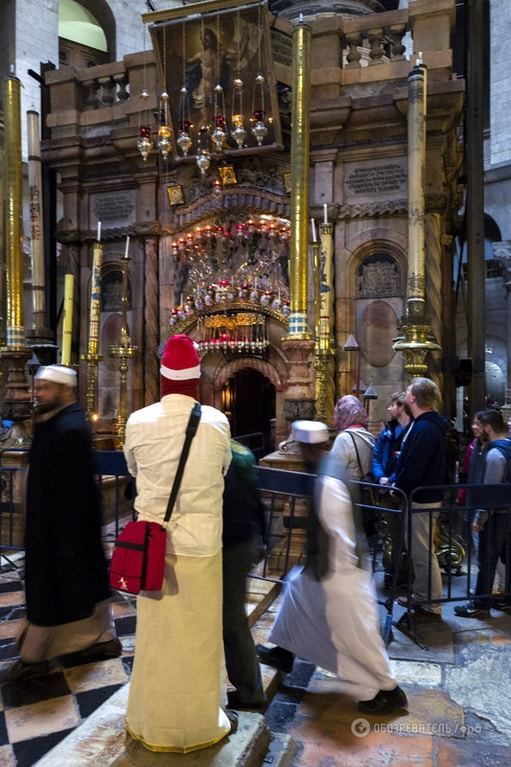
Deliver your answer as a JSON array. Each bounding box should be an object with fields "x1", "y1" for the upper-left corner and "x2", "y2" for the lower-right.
[
  {"x1": 323, "y1": 204, "x2": 328, "y2": 225},
  {"x1": 88, "y1": 243, "x2": 103, "y2": 356},
  {"x1": 124, "y1": 235, "x2": 130, "y2": 260},
  {"x1": 97, "y1": 221, "x2": 101, "y2": 242},
  {"x1": 61, "y1": 274, "x2": 74, "y2": 366},
  {"x1": 311, "y1": 218, "x2": 317, "y2": 242}
]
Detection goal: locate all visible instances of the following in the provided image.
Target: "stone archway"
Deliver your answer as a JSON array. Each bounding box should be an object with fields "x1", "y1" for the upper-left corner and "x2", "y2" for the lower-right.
[{"x1": 212, "y1": 356, "x2": 285, "y2": 453}]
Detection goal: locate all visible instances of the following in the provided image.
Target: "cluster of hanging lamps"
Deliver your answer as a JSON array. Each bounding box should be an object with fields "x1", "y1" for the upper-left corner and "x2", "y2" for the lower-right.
[{"x1": 137, "y1": 5, "x2": 271, "y2": 171}]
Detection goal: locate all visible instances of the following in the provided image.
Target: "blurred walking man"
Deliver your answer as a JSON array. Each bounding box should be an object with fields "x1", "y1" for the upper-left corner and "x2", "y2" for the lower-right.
[{"x1": 8, "y1": 365, "x2": 119, "y2": 682}]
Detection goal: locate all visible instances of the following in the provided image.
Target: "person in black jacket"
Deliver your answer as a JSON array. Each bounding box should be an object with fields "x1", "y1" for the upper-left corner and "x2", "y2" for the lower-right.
[
  {"x1": 393, "y1": 378, "x2": 448, "y2": 624},
  {"x1": 6, "y1": 365, "x2": 120, "y2": 682},
  {"x1": 223, "y1": 440, "x2": 266, "y2": 709}
]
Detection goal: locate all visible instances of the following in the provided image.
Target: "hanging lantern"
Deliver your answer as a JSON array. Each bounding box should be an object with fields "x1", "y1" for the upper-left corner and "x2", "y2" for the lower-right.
[
  {"x1": 137, "y1": 126, "x2": 152, "y2": 161},
  {"x1": 251, "y1": 109, "x2": 268, "y2": 146},
  {"x1": 196, "y1": 125, "x2": 211, "y2": 176},
  {"x1": 197, "y1": 149, "x2": 211, "y2": 176},
  {"x1": 212, "y1": 113, "x2": 227, "y2": 153},
  {"x1": 231, "y1": 112, "x2": 246, "y2": 149},
  {"x1": 179, "y1": 21, "x2": 194, "y2": 156},
  {"x1": 212, "y1": 83, "x2": 227, "y2": 152},
  {"x1": 158, "y1": 124, "x2": 172, "y2": 159},
  {"x1": 157, "y1": 90, "x2": 172, "y2": 159},
  {"x1": 177, "y1": 118, "x2": 193, "y2": 156}
]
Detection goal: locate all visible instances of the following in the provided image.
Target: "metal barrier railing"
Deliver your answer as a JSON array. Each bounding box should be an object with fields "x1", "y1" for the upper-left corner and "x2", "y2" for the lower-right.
[
  {"x1": 4, "y1": 452, "x2": 510, "y2": 646},
  {"x1": 402, "y1": 482, "x2": 511, "y2": 619}
]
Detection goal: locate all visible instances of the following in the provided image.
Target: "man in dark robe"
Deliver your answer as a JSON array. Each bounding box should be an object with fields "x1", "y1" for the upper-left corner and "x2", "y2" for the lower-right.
[{"x1": 7, "y1": 365, "x2": 120, "y2": 681}]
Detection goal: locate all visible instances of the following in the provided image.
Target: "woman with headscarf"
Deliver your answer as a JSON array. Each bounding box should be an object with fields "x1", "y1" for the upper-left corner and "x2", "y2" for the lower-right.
[{"x1": 331, "y1": 395, "x2": 375, "y2": 481}]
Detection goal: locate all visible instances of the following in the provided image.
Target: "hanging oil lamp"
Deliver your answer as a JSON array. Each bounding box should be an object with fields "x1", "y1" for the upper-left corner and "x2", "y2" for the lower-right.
[
  {"x1": 157, "y1": 91, "x2": 172, "y2": 159},
  {"x1": 177, "y1": 117, "x2": 193, "y2": 156},
  {"x1": 137, "y1": 125, "x2": 152, "y2": 161},
  {"x1": 212, "y1": 111, "x2": 227, "y2": 153},
  {"x1": 196, "y1": 125, "x2": 211, "y2": 176},
  {"x1": 251, "y1": 73, "x2": 268, "y2": 146},
  {"x1": 231, "y1": 77, "x2": 246, "y2": 148},
  {"x1": 177, "y1": 22, "x2": 194, "y2": 157}
]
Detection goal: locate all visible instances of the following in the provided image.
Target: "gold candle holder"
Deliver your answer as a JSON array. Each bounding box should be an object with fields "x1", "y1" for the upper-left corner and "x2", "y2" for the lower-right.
[{"x1": 109, "y1": 242, "x2": 137, "y2": 448}]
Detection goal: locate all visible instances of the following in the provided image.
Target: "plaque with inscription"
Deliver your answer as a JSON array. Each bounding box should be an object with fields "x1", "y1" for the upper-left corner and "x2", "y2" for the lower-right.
[
  {"x1": 91, "y1": 191, "x2": 136, "y2": 227},
  {"x1": 345, "y1": 163, "x2": 406, "y2": 200},
  {"x1": 358, "y1": 254, "x2": 401, "y2": 298}
]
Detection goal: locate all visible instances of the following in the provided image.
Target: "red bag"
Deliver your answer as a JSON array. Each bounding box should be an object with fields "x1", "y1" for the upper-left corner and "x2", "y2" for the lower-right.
[
  {"x1": 110, "y1": 403, "x2": 201, "y2": 596},
  {"x1": 109, "y1": 521, "x2": 167, "y2": 595}
]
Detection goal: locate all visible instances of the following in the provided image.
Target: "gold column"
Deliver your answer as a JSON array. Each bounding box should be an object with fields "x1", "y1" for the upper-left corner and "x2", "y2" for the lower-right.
[
  {"x1": 315, "y1": 221, "x2": 335, "y2": 425},
  {"x1": 82, "y1": 238, "x2": 103, "y2": 420},
  {"x1": 286, "y1": 17, "x2": 312, "y2": 340},
  {"x1": 281, "y1": 16, "x2": 316, "y2": 424},
  {"x1": 0, "y1": 74, "x2": 31, "y2": 435},
  {"x1": 393, "y1": 58, "x2": 440, "y2": 378},
  {"x1": 27, "y1": 110, "x2": 46, "y2": 334},
  {"x1": 3, "y1": 75, "x2": 24, "y2": 350}
]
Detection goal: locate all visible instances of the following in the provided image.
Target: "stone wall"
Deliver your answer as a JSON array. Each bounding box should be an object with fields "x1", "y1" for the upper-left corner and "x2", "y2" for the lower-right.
[{"x1": 490, "y1": 0, "x2": 511, "y2": 168}]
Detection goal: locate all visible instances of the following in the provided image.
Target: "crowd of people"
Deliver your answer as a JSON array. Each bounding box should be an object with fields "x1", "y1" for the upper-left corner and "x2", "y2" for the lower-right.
[{"x1": 3, "y1": 336, "x2": 511, "y2": 754}]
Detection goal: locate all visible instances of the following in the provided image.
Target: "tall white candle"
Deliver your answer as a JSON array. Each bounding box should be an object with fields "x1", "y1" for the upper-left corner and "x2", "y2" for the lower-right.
[
  {"x1": 97, "y1": 221, "x2": 102, "y2": 242},
  {"x1": 323, "y1": 204, "x2": 328, "y2": 225},
  {"x1": 311, "y1": 218, "x2": 317, "y2": 242},
  {"x1": 124, "y1": 235, "x2": 130, "y2": 259}
]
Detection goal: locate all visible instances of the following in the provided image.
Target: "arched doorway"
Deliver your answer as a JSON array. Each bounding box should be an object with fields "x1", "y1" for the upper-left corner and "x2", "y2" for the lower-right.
[{"x1": 223, "y1": 368, "x2": 276, "y2": 455}]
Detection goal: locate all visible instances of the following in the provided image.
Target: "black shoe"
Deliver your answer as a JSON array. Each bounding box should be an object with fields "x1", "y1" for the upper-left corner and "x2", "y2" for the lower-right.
[
  {"x1": 255, "y1": 644, "x2": 294, "y2": 674},
  {"x1": 454, "y1": 602, "x2": 491, "y2": 619},
  {"x1": 80, "y1": 637, "x2": 123, "y2": 659},
  {"x1": 358, "y1": 686, "x2": 408, "y2": 715},
  {"x1": 3, "y1": 660, "x2": 50, "y2": 683},
  {"x1": 493, "y1": 598, "x2": 511, "y2": 612},
  {"x1": 225, "y1": 709, "x2": 239, "y2": 735},
  {"x1": 227, "y1": 691, "x2": 266, "y2": 710}
]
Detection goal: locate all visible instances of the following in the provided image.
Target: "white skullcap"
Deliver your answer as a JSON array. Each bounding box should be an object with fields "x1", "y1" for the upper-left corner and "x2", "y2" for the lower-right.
[
  {"x1": 292, "y1": 420, "x2": 329, "y2": 444},
  {"x1": 35, "y1": 365, "x2": 77, "y2": 387}
]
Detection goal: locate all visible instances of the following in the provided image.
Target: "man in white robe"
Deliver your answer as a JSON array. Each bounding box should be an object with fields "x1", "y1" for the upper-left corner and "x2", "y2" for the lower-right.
[
  {"x1": 124, "y1": 335, "x2": 235, "y2": 752},
  {"x1": 257, "y1": 420, "x2": 408, "y2": 715}
]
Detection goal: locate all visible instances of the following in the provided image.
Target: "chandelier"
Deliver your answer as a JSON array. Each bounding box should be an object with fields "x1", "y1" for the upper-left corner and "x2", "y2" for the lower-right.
[{"x1": 169, "y1": 215, "x2": 291, "y2": 351}]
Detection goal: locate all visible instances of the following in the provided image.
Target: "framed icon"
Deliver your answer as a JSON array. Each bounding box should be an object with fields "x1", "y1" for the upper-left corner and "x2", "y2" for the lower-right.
[
  {"x1": 218, "y1": 165, "x2": 238, "y2": 186},
  {"x1": 166, "y1": 184, "x2": 185, "y2": 206}
]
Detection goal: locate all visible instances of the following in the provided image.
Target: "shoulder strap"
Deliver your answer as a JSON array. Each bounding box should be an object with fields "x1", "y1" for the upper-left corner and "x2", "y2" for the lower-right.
[
  {"x1": 347, "y1": 431, "x2": 364, "y2": 476},
  {"x1": 164, "y1": 402, "x2": 201, "y2": 523}
]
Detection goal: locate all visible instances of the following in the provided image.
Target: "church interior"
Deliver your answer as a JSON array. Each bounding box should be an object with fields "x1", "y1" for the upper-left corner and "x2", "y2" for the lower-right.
[{"x1": 1, "y1": 0, "x2": 511, "y2": 765}]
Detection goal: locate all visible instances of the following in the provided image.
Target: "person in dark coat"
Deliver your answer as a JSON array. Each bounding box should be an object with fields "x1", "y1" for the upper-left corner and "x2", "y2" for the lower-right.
[
  {"x1": 393, "y1": 377, "x2": 448, "y2": 625},
  {"x1": 7, "y1": 365, "x2": 120, "y2": 682},
  {"x1": 223, "y1": 440, "x2": 266, "y2": 709}
]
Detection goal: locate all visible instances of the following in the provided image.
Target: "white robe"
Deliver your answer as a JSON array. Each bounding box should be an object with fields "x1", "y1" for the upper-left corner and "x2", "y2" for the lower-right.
[{"x1": 269, "y1": 475, "x2": 396, "y2": 701}]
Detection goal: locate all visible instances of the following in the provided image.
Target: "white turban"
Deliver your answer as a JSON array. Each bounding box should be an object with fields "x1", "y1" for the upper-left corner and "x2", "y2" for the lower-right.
[
  {"x1": 35, "y1": 365, "x2": 77, "y2": 387},
  {"x1": 292, "y1": 420, "x2": 329, "y2": 444}
]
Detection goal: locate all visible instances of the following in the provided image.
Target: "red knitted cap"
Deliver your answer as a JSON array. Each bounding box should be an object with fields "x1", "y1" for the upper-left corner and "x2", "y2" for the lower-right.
[{"x1": 160, "y1": 334, "x2": 201, "y2": 380}]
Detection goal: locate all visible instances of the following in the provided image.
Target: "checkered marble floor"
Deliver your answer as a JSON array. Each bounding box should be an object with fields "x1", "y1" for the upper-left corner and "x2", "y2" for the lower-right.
[{"x1": 0, "y1": 558, "x2": 137, "y2": 767}]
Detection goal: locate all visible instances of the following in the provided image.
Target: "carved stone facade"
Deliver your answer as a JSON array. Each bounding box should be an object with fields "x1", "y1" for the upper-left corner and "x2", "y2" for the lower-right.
[{"x1": 32, "y1": 0, "x2": 463, "y2": 437}]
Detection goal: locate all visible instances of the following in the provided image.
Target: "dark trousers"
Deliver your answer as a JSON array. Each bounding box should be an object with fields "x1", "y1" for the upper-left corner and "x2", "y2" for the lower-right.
[
  {"x1": 474, "y1": 513, "x2": 511, "y2": 607},
  {"x1": 223, "y1": 537, "x2": 265, "y2": 704}
]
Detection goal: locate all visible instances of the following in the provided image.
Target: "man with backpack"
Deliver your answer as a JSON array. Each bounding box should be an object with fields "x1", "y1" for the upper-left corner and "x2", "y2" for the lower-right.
[{"x1": 455, "y1": 409, "x2": 511, "y2": 618}]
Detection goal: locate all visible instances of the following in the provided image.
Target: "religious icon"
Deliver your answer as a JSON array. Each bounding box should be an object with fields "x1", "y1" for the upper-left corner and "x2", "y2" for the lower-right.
[
  {"x1": 218, "y1": 165, "x2": 237, "y2": 186},
  {"x1": 166, "y1": 184, "x2": 185, "y2": 206}
]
